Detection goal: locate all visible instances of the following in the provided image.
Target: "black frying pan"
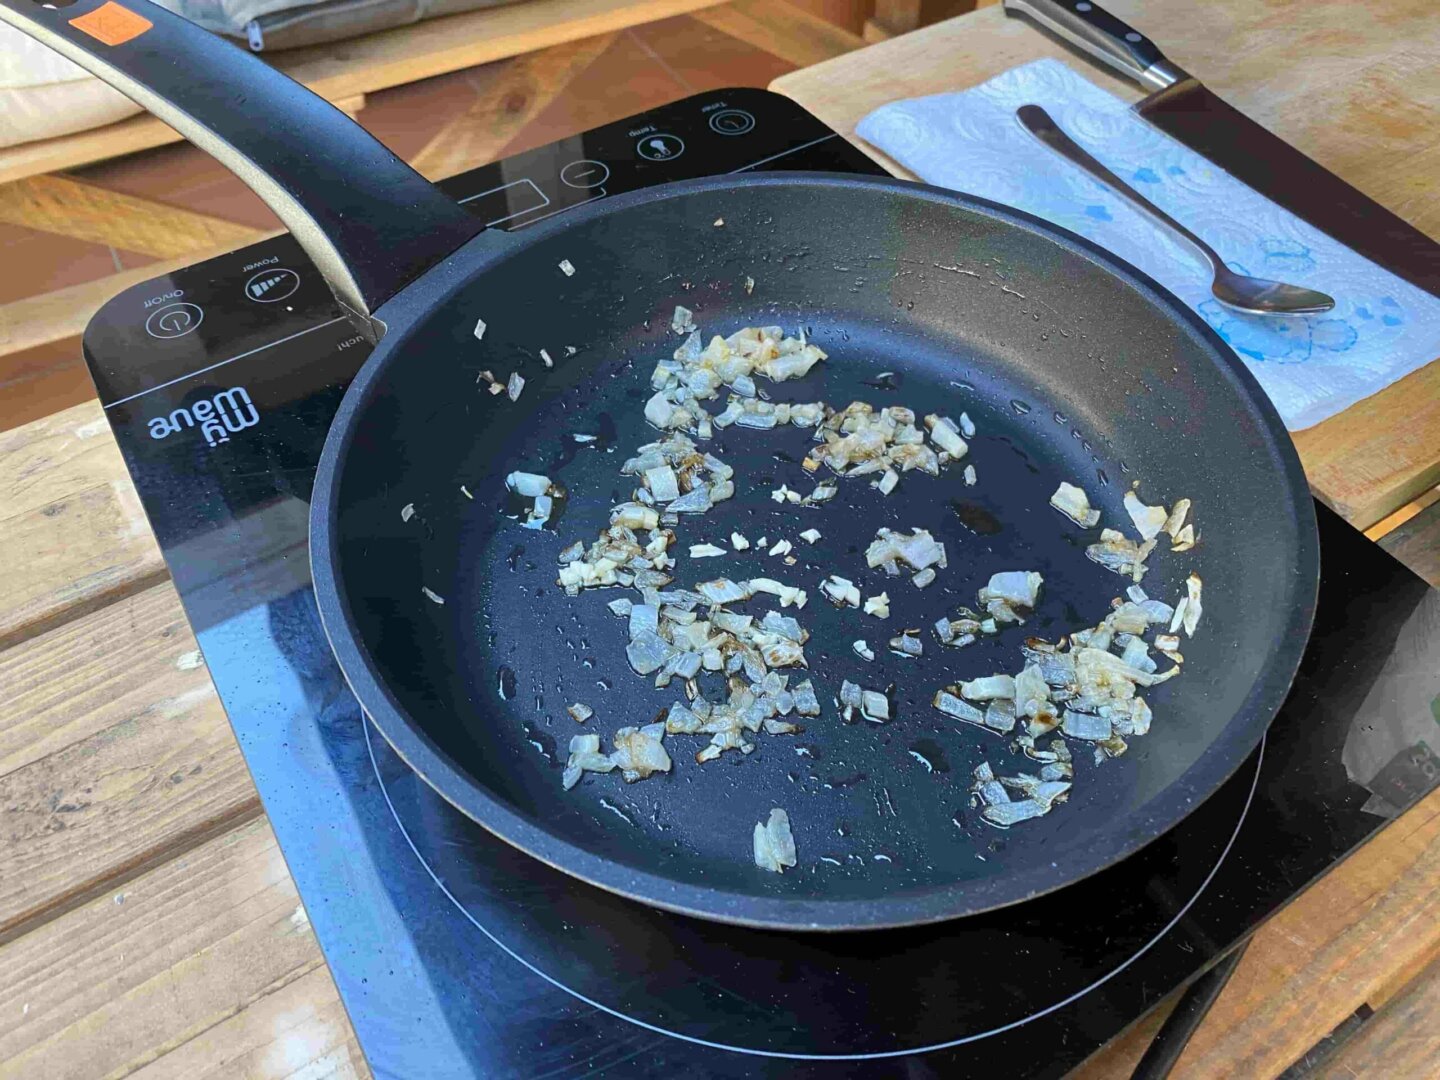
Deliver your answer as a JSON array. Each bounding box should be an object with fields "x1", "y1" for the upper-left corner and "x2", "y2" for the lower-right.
[{"x1": 8, "y1": 0, "x2": 1318, "y2": 930}]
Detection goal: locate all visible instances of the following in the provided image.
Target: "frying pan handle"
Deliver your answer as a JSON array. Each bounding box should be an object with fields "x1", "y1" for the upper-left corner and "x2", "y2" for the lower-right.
[
  {"x1": 1001, "y1": 0, "x2": 1189, "y2": 91},
  {"x1": 0, "y1": 0, "x2": 486, "y2": 337}
]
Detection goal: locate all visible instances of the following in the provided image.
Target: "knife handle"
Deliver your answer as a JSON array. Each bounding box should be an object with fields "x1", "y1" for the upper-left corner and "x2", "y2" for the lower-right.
[{"x1": 1002, "y1": 0, "x2": 1189, "y2": 91}]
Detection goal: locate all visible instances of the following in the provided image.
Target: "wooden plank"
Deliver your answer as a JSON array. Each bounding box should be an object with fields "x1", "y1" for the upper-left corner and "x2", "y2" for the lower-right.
[
  {"x1": 271, "y1": 0, "x2": 726, "y2": 105},
  {"x1": 1377, "y1": 497, "x2": 1440, "y2": 587},
  {"x1": 0, "y1": 233, "x2": 280, "y2": 359},
  {"x1": 1321, "y1": 954, "x2": 1440, "y2": 1078},
  {"x1": 0, "y1": 96, "x2": 365, "y2": 187},
  {"x1": 0, "y1": 578, "x2": 259, "y2": 938},
  {"x1": 0, "y1": 175, "x2": 266, "y2": 259},
  {"x1": 771, "y1": 0, "x2": 1440, "y2": 530},
  {"x1": 865, "y1": 0, "x2": 977, "y2": 40},
  {"x1": 1075, "y1": 788, "x2": 1440, "y2": 1077},
  {"x1": 1363, "y1": 486, "x2": 1440, "y2": 541},
  {"x1": 0, "y1": 817, "x2": 356, "y2": 1080},
  {"x1": 0, "y1": 582, "x2": 204, "y2": 781},
  {"x1": 0, "y1": 0, "x2": 723, "y2": 184},
  {"x1": 1292, "y1": 360, "x2": 1440, "y2": 530},
  {"x1": 693, "y1": 0, "x2": 866, "y2": 68},
  {"x1": 0, "y1": 403, "x2": 165, "y2": 650},
  {"x1": 409, "y1": 32, "x2": 619, "y2": 181},
  {"x1": 127, "y1": 966, "x2": 368, "y2": 1080}
]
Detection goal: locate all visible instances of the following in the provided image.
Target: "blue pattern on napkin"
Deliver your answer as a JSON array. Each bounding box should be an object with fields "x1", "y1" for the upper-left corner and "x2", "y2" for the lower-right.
[{"x1": 855, "y1": 59, "x2": 1440, "y2": 430}]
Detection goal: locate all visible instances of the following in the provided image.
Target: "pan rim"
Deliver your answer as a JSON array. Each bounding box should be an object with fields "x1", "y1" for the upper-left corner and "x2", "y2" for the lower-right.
[{"x1": 311, "y1": 171, "x2": 1319, "y2": 931}]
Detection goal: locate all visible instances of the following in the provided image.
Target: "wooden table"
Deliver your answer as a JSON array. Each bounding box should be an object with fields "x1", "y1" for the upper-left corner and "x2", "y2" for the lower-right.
[{"x1": 2, "y1": 2, "x2": 1439, "y2": 1077}]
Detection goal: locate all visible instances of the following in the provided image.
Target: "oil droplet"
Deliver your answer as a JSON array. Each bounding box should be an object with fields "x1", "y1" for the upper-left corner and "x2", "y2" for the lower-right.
[
  {"x1": 497, "y1": 665, "x2": 517, "y2": 701},
  {"x1": 949, "y1": 499, "x2": 1002, "y2": 536},
  {"x1": 1053, "y1": 412, "x2": 1067, "y2": 425},
  {"x1": 1096, "y1": 468, "x2": 1110, "y2": 487},
  {"x1": 1118, "y1": 460, "x2": 1131, "y2": 474},
  {"x1": 1010, "y1": 398, "x2": 1031, "y2": 415},
  {"x1": 863, "y1": 371, "x2": 902, "y2": 392},
  {"x1": 911, "y1": 738, "x2": 951, "y2": 773}
]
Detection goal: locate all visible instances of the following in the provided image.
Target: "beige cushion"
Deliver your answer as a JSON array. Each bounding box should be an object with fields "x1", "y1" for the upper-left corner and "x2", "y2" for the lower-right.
[{"x1": 0, "y1": 25, "x2": 147, "y2": 148}]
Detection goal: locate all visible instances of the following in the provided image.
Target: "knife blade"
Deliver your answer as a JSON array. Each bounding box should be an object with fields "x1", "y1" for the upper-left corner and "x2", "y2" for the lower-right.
[{"x1": 1002, "y1": 0, "x2": 1440, "y2": 298}]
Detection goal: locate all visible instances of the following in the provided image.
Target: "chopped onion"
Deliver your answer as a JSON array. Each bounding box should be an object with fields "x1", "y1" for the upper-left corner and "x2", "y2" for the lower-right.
[
  {"x1": 421, "y1": 586, "x2": 445, "y2": 605},
  {"x1": 672, "y1": 306, "x2": 696, "y2": 334},
  {"x1": 978, "y1": 571, "x2": 1043, "y2": 609},
  {"x1": 964, "y1": 464, "x2": 978, "y2": 487},
  {"x1": 753, "y1": 808, "x2": 797, "y2": 873},
  {"x1": 853, "y1": 639, "x2": 875, "y2": 661},
  {"x1": 799, "y1": 529, "x2": 822, "y2": 544},
  {"x1": 860, "y1": 690, "x2": 890, "y2": 723},
  {"x1": 473, "y1": 318, "x2": 486, "y2": 341},
  {"x1": 731, "y1": 532, "x2": 750, "y2": 550},
  {"x1": 1124, "y1": 490, "x2": 1167, "y2": 541},
  {"x1": 863, "y1": 592, "x2": 890, "y2": 619},
  {"x1": 933, "y1": 689, "x2": 985, "y2": 726},
  {"x1": 1182, "y1": 573, "x2": 1202, "y2": 636},
  {"x1": 959, "y1": 412, "x2": 976, "y2": 438},
  {"x1": 562, "y1": 733, "x2": 615, "y2": 790},
  {"x1": 610, "y1": 723, "x2": 672, "y2": 782},
  {"x1": 567, "y1": 702, "x2": 593, "y2": 724},
  {"x1": 1062, "y1": 710, "x2": 1112, "y2": 741},
  {"x1": 507, "y1": 372, "x2": 525, "y2": 402},
  {"x1": 559, "y1": 259, "x2": 576, "y2": 277},
  {"x1": 689, "y1": 543, "x2": 726, "y2": 559},
  {"x1": 889, "y1": 633, "x2": 923, "y2": 658},
  {"x1": 1051, "y1": 482, "x2": 1101, "y2": 527},
  {"x1": 540, "y1": 348, "x2": 553, "y2": 368},
  {"x1": 1164, "y1": 498, "x2": 1191, "y2": 537},
  {"x1": 506, "y1": 471, "x2": 551, "y2": 497},
  {"x1": 912, "y1": 567, "x2": 936, "y2": 589},
  {"x1": 924, "y1": 414, "x2": 968, "y2": 458},
  {"x1": 768, "y1": 539, "x2": 792, "y2": 557},
  {"x1": 400, "y1": 502, "x2": 415, "y2": 522},
  {"x1": 960, "y1": 675, "x2": 1015, "y2": 701},
  {"x1": 822, "y1": 575, "x2": 862, "y2": 608}
]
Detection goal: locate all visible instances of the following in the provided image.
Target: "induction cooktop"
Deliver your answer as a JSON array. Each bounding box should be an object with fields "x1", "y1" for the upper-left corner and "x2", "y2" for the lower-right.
[{"x1": 83, "y1": 88, "x2": 1440, "y2": 1078}]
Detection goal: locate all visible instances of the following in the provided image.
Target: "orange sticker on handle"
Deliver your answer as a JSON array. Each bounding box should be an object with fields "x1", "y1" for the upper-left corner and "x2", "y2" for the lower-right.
[{"x1": 69, "y1": 1, "x2": 152, "y2": 45}]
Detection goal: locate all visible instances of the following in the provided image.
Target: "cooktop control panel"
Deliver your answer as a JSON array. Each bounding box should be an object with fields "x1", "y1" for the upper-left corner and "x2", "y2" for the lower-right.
[{"x1": 83, "y1": 88, "x2": 883, "y2": 412}]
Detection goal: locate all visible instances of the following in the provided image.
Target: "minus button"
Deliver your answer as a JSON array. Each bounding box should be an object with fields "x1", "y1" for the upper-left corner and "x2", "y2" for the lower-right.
[{"x1": 560, "y1": 159, "x2": 611, "y2": 189}]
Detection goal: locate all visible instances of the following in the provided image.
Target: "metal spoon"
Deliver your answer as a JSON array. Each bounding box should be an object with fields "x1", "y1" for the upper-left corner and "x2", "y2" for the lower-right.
[{"x1": 1016, "y1": 104, "x2": 1335, "y2": 316}]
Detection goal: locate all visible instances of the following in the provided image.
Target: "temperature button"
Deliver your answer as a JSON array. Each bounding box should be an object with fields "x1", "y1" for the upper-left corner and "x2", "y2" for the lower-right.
[
  {"x1": 636, "y1": 133, "x2": 685, "y2": 162},
  {"x1": 244, "y1": 267, "x2": 301, "y2": 303},
  {"x1": 145, "y1": 302, "x2": 204, "y2": 339}
]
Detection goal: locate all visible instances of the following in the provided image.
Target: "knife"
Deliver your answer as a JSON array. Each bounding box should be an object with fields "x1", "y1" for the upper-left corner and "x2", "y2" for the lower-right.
[{"x1": 1002, "y1": 0, "x2": 1440, "y2": 298}]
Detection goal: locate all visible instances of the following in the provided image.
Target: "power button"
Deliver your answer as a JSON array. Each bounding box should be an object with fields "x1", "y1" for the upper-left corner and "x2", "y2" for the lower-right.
[{"x1": 145, "y1": 302, "x2": 204, "y2": 339}]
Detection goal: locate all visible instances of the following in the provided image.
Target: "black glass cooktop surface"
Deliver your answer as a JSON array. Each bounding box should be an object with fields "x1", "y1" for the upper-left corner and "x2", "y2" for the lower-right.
[{"x1": 83, "y1": 88, "x2": 1440, "y2": 1078}]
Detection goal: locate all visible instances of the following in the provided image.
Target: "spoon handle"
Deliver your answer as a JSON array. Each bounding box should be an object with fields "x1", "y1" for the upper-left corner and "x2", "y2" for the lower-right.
[{"x1": 1016, "y1": 104, "x2": 1224, "y2": 274}]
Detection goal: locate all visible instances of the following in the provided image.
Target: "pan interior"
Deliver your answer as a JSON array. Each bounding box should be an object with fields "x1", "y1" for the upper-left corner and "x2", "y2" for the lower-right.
[{"x1": 326, "y1": 179, "x2": 1312, "y2": 922}]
